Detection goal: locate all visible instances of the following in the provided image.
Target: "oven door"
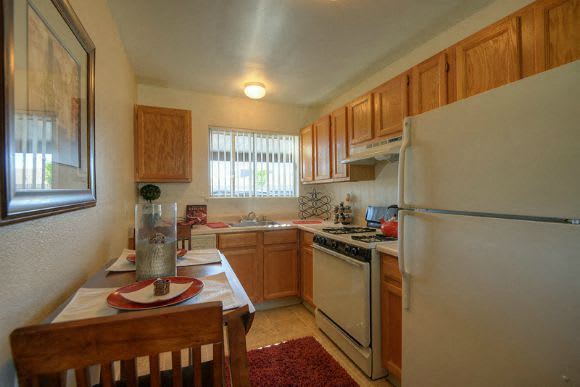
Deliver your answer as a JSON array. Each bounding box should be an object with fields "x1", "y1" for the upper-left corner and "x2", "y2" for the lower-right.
[{"x1": 313, "y1": 244, "x2": 371, "y2": 347}]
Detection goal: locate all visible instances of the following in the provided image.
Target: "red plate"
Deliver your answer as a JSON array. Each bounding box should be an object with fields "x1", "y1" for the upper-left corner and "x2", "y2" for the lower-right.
[
  {"x1": 107, "y1": 276, "x2": 203, "y2": 310},
  {"x1": 126, "y1": 249, "x2": 187, "y2": 263}
]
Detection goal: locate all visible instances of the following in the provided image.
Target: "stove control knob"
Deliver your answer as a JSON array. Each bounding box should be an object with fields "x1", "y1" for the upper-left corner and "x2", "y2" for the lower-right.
[
  {"x1": 344, "y1": 246, "x2": 351, "y2": 254},
  {"x1": 351, "y1": 247, "x2": 359, "y2": 256},
  {"x1": 331, "y1": 240, "x2": 338, "y2": 249}
]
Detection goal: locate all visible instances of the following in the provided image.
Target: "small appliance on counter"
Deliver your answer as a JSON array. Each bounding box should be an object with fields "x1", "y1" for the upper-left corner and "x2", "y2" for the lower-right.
[
  {"x1": 333, "y1": 202, "x2": 353, "y2": 224},
  {"x1": 333, "y1": 193, "x2": 354, "y2": 224}
]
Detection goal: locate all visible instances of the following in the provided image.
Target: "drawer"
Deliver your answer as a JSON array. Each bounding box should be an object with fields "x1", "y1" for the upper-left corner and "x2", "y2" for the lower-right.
[
  {"x1": 301, "y1": 231, "x2": 314, "y2": 247},
  {"x1": 382, "y1": 253, "x2": 402, "y2": 283},
  {"x1": 263, "y1": 229, "x2": 298, "y2": 245},
  {"x1": 218, "y1": 232, "x2": 258, "y2": 249}
]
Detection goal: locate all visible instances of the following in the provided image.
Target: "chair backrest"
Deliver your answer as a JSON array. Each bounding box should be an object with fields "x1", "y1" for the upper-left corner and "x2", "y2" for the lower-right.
[
  {"x1": 11, "y1": 302, "x2": 225, "y2": 387},
  {"x1": 177, "y1": 224, "x2": 192, "y2": 250}
]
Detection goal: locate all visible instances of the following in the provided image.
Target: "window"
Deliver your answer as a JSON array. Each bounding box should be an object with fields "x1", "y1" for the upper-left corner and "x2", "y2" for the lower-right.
[
  {"x1": 209, "y1": 127, "x2": 299, "y2": 197},
  {"x1": 14, "y1": 112, "x2": 56, "y2": 190}
]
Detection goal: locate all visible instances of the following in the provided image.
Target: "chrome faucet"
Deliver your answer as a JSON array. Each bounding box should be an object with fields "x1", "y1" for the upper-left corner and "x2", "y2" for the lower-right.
[{"x1": 241, "y1": 211, "x2": 257, "y2": 222}]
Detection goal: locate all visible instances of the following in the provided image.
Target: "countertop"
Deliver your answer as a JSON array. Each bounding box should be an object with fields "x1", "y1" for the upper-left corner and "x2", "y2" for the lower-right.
[
  {"x1": 190, "y1": 220, "x2": 399, "y2": 256},
  {"x1": 376, "y1": 242, "x2": 398, "y2": 257},
  {"x1": 190, "y1": 220, "x2": 335, "y2": 236}
]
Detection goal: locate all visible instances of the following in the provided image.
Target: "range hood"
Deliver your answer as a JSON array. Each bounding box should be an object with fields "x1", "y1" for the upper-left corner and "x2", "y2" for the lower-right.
[{"x1": 341, "y1": 136, "x2": 402, "y2": 165}]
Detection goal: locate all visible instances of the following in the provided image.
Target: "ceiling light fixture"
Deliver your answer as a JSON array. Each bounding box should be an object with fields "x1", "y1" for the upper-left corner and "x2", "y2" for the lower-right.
[{"x1": 244, "y1": 82, "x2": 266, "y2": 99}]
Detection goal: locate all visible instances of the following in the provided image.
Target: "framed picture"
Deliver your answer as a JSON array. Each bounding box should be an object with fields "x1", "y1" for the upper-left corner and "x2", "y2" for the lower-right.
[
  {"x1": 1, "y1": 0, "x2": 96, "y2": 225},
  {"x1": 186, "y1": 205, "x2": 207, "y2": 225}
]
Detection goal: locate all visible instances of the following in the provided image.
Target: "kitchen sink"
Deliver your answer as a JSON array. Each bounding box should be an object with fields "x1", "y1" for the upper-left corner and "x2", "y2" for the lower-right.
[{"x1": 228, "y1": 220, "x2": 280, "y2": 227}]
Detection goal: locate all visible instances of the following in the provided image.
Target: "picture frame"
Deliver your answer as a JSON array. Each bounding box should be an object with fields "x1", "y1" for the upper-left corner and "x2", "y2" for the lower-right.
[{"x1": 1, "y1": 0, "x2": 96, "y2": 225}]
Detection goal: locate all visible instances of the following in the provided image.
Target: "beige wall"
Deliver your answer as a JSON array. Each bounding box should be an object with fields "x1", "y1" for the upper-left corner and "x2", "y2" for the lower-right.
[
  {"x1": 0, "y1": 0, "x2": 136, "y2": 384},
  {"x1": 137, "y1": 85, "x2": 316, "y2": 220},
  {"x1": 307, "y1": 0, "x2": 534, "y2": 223}
]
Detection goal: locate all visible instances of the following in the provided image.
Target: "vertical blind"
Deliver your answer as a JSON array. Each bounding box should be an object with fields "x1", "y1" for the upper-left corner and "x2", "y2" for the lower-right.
[
  {"x1": 209, "y1": 127, "x2": 299, "y2": 197},
  {"x1": 14, "y1": 112, "x2": 55, "y2": 190}
]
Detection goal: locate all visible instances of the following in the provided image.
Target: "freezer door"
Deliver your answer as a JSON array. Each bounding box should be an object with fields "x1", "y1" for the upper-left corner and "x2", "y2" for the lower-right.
[
  {"x1": 401, "y1": 211, "x2": 580, "y2": 387},
  {"x1": 400, "y1": 61, "x2": 580, "y2": 219}
]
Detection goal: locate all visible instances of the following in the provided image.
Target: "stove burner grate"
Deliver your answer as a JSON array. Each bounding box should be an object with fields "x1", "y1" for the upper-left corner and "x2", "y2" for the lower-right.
[
  {"x1": 322, "y1": 227, "x2": 376, "y2": 235},
  {"x1": 351, "y1": 234, "x2": 397, "y2": 243}
]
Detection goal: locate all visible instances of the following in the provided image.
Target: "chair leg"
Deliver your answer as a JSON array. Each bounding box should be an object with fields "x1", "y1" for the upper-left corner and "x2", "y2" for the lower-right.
[{"x1": 226, "y1": 315, "x2": 250, "y2": 387}]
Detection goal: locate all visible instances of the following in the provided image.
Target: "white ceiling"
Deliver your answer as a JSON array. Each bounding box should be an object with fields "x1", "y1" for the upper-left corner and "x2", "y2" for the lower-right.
[{"x1": 108, "y1": 0, "x2": 491, "y2": 106}]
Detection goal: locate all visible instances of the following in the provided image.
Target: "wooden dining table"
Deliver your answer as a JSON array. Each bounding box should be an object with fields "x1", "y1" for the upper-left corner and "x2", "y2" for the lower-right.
[{"x1": 45, "y1": 254, "x2": 255, "y2": 387}]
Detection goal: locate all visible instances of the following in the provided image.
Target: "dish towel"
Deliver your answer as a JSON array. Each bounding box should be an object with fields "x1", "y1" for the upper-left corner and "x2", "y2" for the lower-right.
[
  {"x1": 107, "y1": 249, "x2": 222, "y2": 272},
  {"x1": 206, "y1": 222, "x2": 229, "y2": 228},
  {"x1": 53, "y1": 272, "x2": 241, "y2": 323}
]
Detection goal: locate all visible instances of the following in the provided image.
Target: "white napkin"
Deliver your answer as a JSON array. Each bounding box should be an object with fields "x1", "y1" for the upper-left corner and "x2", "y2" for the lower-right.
[
  {"x1": 178, "y1": 249, "x2": 222, "y2": 266},
  {"x1": 119, "y1": 280, "x2": 192, "y2": 304},
  {"x1": 52, "y1": 287, "x2": 119, "y2": 323},
  {"x1": 107, "y1": 249, "x2": 222, "y2": 272},
  {"x1": 52, "y1": 272, "x2": 241, "y2": 323},
  {"x1": 181, "y1": 272, "x2": 241, "y2": 310}
]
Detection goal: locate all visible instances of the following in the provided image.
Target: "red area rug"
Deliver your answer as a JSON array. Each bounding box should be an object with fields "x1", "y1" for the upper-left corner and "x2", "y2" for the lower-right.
[{"x1": 247, "y1": 336, "x2": 359, "y2": 387}]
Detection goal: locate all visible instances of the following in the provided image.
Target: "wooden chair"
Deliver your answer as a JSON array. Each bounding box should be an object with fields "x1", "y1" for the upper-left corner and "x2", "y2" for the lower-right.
[
  {"x1": 10, "y1": 302, "x2": 226, "y2": 387},
  {"x1": 128, "y1": 225, "x2": 192, "y2": 250},
  {"x1": 177, "y1": 224, "x2": 192, "y2": 250}
]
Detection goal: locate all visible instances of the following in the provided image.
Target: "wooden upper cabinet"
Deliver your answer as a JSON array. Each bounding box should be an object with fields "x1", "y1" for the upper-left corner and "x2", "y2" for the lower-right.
[
  {"x1": 412, "y1": 52, "x2": 448, "y2": 115},
  {"x1": 313, "y1": 116, "x2": 332, "y2": 181},
  {"x1": 331, "y1": 107, "x2": 349, "y2": 179},
  {"x1": 300, "y1": 125, "x2": 314, "y2": 182},
  {"x1": 373, "y1": 73, "x2": 410, "y2": 138},
  {"x1": 134, "y1": 105, "x2": 192, "y2": 182},
  {"x1": 349, "y1": 93, "x2": 374, "y2": 145},
  {"x1": 535, "y1": 0, "x2": 580, "y2": 71},
  {"x1": 455, "y1": 17, "x2": 523, "y2": 100}
]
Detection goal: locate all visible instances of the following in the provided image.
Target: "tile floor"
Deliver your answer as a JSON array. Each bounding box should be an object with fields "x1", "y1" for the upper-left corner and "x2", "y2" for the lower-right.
[{"x1": 246, "y1": 303, "x2": 395, "y2": 387}]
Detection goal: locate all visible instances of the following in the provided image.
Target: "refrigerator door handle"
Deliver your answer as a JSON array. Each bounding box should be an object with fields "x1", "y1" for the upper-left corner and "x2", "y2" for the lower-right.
[
  {"x1": 399, "y1": 209, "x2": 411, "y2": 310},
  {"x1": 398, "y1": 118, "x2": 412, "y2": 209}
]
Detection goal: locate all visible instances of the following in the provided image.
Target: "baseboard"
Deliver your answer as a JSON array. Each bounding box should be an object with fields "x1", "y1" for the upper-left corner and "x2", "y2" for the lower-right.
[{"x1": 255, "y1": 297, "x2": 302, "y2": 311}]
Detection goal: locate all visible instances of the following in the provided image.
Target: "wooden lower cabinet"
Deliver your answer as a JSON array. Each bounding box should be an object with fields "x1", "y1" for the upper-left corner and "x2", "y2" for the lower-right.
[
  {"x1": 381, "y1": 253, "x2": 402, "y2": 380},
  {"x1": 219, "y1": 230, "x2": 302, "y2": 304},
  {"x1": 220, "y1": 246, "x2": 262, "y2": 303},
  {"x1": 263, "y1": 243, "x2": 299, "y2": 300}
]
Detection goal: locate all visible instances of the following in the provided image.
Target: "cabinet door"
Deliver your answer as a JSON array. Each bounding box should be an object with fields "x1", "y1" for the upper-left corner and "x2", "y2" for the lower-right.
[
  {"x1": 301, "y1": 246, "x2": 315, "y2": 307},
  {"x1": 300, "y1": 125, "x2": 314, "y2": 182},
  {"x1": 535, "y1": 0, "x2": 580, "y2": 71},
  {"x1": 412, "y1": 52, "x2": 448, "y2": 115},
  {"x1": 349, "y1": 93, "x2": 374, "y2": 145},
  {"x1": 313, "y1": 116, "x2": 332, "y2": 181},
  {"x1": 263, "y1": 243, "x2": 299, "y2": 300},
  {"x1": 221, "y1": 247, "x2": 261, "y2": 302},
  {"x1": 381, "y1": 280, "x2": 402, "y2": 379},
  {"x1": 455, "y1": 18, "x2": 522, "y2": 99},
  {"x1": 331, "y1": 107, "x2": 349, "y2": 179},
  {"x1": 373, "y1": 73, "x2": 409, "y2": 138},
  {"x1": 134, "y1": 105, "x2": 192, "y2": 182}
]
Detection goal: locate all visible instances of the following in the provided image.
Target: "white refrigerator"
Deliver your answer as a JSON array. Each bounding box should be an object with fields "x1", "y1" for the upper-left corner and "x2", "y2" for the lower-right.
[{"x1": 397, "y1": 60, "x2": 580, "y2": 387}]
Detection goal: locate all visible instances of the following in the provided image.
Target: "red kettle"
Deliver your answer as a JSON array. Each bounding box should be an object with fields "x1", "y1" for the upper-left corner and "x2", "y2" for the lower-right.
[{"x1": 380, "y1": 216, "x2": 398, "y2": 238}]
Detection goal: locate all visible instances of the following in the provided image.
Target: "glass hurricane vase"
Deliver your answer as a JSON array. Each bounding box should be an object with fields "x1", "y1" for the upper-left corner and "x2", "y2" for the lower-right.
[{"x1": 135, "y1": 202, "x2": 177, "y2": 281}]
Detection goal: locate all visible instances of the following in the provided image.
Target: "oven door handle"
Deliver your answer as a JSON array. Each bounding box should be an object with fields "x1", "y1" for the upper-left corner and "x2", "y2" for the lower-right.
[{"x1": 313, "y1": 244, "x2": 367, "y2": 268}]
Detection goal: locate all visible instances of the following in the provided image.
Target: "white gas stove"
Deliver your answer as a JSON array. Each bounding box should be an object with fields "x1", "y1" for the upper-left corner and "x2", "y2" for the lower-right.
[{"x1": 312, "y1": 207, "x2": 398, "y2": 380}]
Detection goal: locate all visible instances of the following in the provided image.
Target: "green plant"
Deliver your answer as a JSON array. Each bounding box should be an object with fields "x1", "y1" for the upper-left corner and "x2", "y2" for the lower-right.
[
  {"x1": 140, "y1": 184, "x2": 161, "y2": 203},
  {"x1": 256, "y1": 169, "x2": 267, "y2": 188}
]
